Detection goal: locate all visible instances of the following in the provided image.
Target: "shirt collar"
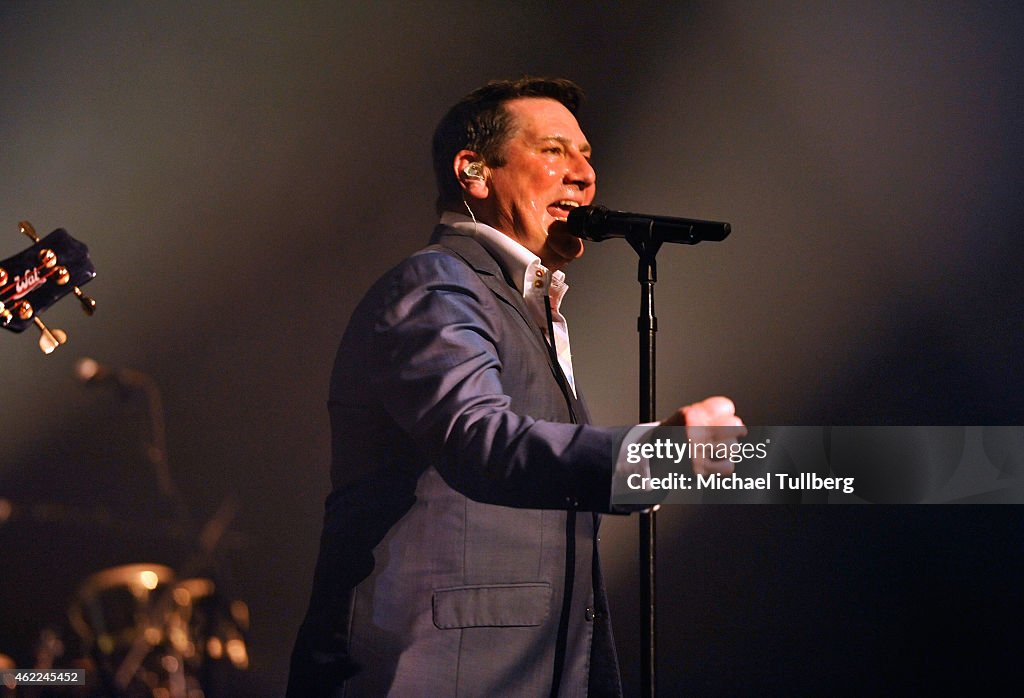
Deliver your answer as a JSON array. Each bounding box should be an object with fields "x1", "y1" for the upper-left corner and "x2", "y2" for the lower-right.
[{"x1": 440, "y1": 211, "x2": 568, "y2": 306}]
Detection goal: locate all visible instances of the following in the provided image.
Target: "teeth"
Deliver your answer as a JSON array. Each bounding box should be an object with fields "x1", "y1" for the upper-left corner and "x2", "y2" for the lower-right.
[{"x1": 552, "y1": 200, "x2": 580, "y2": 222}]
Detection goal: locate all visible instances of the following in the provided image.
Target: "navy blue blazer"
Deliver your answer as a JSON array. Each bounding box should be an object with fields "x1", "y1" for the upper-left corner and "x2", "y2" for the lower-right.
[{"x1": 289, "y1": 227, "x2": 629, "y2": 697}]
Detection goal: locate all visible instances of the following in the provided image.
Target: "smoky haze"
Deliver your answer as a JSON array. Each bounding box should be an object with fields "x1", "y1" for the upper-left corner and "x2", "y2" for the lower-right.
[{"x1": 2, "y1": 2, "x2": 1022, "y2": 694}]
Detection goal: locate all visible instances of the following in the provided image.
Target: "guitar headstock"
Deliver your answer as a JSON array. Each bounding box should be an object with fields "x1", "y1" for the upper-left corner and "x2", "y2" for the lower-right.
[{"x1": 0, "y1": 221, "x2": 97, "y2": 353}]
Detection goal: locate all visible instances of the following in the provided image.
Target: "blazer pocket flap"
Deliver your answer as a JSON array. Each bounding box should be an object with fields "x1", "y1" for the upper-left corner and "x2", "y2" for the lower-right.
[{"x1": 432, "y1": 583, "x2": 552, "y2": 629}]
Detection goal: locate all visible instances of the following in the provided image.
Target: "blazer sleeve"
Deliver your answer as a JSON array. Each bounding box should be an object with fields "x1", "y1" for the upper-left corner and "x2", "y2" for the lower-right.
[{"x1": 369, "y1": 249, "x2": 629, "y2": 512}]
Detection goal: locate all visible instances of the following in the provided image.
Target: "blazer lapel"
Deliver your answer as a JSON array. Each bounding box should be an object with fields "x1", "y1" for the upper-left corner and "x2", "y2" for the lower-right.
[
  {"x1": 430, "y1": 226, "x2": 552, "y2": 358},
  {"x1": 430, "y1": 226, "x2": 587, "y2": 424}
]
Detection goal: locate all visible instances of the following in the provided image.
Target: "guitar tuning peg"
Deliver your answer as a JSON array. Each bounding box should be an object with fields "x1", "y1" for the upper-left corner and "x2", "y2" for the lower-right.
[
  {"x1": 38, "y1": 248, "x2": 57, "y2": 269},
  {"x1": 74, "y1": 287, "x2": 97, "y2": 316},
  {"x1": 33, "y1": 316, "x2": 67, "y2": 354},
  {"x1": 19, "y1": 220, "x2": 40, "y2": 243},
  {"x1": 16, "y1": 300, "x2": 34, "y2": 320}
]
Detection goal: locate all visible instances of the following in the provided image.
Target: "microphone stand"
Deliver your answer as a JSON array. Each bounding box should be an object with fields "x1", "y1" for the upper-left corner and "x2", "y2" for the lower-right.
[
  {"x1": 629, "y1": 222, "x2": 662, "y2": 698},
  {"x1": 569, "y1": 204, "x2": 730, "y2": 697},
  {"x1": 118, "y1": 367, "x2": 193, "y2": 534}
]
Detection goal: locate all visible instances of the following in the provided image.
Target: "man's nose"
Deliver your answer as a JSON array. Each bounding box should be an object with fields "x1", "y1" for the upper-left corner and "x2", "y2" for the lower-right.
[{"x1": 566, "y1": 152, "x2": 596, "y2": 189}]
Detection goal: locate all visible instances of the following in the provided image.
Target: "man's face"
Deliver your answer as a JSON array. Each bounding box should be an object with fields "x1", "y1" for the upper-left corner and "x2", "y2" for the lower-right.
[{"x1": 481, "y1": 97, "x2": 596, "y2": 269}]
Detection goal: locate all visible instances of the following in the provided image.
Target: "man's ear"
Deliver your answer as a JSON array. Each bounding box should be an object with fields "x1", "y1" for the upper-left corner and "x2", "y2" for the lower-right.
[{"x1": 454, "y1": 150, "x2": 490, "y2": 200}]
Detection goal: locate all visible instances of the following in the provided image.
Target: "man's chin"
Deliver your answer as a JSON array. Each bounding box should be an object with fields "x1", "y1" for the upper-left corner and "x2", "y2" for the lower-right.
[{"x1": 544, "y1": 222, "x2": 585, "y2": 269}]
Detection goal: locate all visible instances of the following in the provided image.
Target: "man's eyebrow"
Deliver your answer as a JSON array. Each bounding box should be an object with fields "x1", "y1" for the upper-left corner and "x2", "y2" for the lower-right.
[{"x1": 540, "y1": 135, "x2": 592, "y2": 155}]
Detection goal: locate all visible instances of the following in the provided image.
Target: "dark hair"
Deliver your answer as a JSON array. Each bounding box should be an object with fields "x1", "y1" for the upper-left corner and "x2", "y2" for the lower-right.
[{"x1": 432, "y1": 77, "x2": 585, "y2": 214}]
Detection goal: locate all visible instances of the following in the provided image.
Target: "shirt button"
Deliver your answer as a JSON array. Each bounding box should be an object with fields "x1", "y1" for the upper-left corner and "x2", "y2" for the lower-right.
[
  {"x1": 533, "y1": 279, "x2": 543, "y2": 288},
  {"x1": 535, "y1": 269, "x2": 544, "y2": 277},
  {"x1": 585, "y1": 608, "x2": 596, "y2": 622}
]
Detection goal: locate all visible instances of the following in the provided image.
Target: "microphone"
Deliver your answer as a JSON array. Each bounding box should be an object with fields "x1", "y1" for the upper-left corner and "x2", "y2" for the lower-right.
[
  {"x1": 74, "y1": 357, "x2": 150, "y2": 389},
  {"x1": 567, "y1": 205, "x2": 731, "y2": 244}
]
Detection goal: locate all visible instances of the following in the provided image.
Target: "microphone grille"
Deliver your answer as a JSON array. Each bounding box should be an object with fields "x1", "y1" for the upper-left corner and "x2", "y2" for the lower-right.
[
  {"x1": 566, "y1": 205, "x2": 610, "y2": 240},
  {"x1": 74, "y1": 357, "x2": 101, "y2": 382}
]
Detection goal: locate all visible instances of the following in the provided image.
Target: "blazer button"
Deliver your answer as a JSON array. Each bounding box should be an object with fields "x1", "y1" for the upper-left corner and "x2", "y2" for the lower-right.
[{"x1": 585, "y1": 608, "x2": 596, "y2": 622}]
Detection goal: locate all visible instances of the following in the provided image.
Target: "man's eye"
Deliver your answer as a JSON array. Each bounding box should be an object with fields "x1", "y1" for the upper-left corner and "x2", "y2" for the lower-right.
[{"x1": 543, "y1": 146, "x2": 564, "y2": 155}]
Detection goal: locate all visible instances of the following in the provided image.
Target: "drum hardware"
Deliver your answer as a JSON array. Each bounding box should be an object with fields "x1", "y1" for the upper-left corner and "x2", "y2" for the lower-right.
[
  {"x1": 67, "y1": 563, "x2": 250, "y2": 697},
  {"x1": 6, "y1": 362, "x2": 250, "y2": 696}
]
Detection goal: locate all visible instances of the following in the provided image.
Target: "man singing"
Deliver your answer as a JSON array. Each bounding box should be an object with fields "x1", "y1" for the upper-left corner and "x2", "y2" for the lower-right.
[{"x1": 288, "y1": 77, "x2": 743, "y2": 697}]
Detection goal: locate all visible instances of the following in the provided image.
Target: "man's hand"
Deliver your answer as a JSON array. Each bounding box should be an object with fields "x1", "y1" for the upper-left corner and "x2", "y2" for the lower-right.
[{"x1": 662, "y1": 396, "x2": 747, "y2": 476}]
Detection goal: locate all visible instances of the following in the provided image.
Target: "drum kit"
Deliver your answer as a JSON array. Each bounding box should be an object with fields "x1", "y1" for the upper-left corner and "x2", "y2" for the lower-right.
[
  {"x1": 72, "y1": 564, "x2": 249, "y2": 696},
  {"x1": 1, "y1": 492, "x2": 253, "y2": 696},
  {"x1": 2, "y1": 550, "x2": 250, "y2": 698},
  {"x1": 0, "y1": 493, "x2": 251, "y2": 697}
]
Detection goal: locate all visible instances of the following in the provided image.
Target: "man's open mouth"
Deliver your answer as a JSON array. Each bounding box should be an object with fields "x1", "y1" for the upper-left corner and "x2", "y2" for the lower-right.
[{"x1": 548, "y1": 200, "x2": 580, "y2": 222}]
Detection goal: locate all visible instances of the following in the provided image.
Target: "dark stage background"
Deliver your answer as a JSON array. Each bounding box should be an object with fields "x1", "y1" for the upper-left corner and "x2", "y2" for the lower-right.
[{"x1": 2, "y1": 2, "x2": 1023, "y2": 695}]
